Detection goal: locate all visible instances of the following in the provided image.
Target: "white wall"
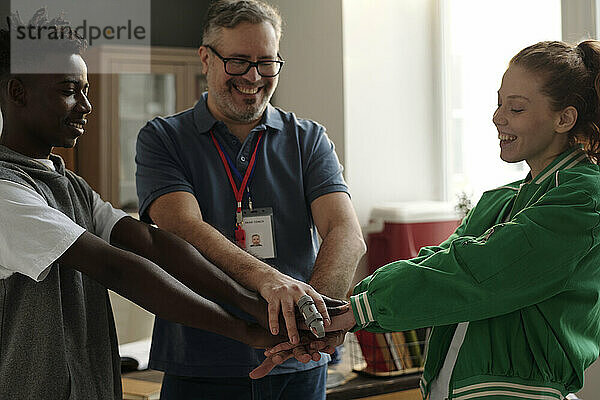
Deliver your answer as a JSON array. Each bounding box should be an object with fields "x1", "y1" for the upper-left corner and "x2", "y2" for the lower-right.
[
  {"x1": 272, "y1": 0, "x2": 441, "y2": 226},
  {"x1": 342, "y1": 0, "x2": 441, "y2": 225},
  {"x1": 270, "y1": 0, "x2": 346, "y2": 167}
]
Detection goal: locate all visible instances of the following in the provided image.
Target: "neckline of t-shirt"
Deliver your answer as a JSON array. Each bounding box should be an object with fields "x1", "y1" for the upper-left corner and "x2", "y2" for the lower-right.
[{"x1": 34, "y1": 158, "x2": 56, "y2": 171}]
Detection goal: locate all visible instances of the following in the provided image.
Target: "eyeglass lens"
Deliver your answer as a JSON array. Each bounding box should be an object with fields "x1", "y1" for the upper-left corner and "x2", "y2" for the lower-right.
[{"x1": 225, "y1": 59, "x2": 281, "y2": 77}]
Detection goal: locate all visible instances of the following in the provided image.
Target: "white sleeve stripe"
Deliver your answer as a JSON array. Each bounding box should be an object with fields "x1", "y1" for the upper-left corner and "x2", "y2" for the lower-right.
[
  {"x1": 361, "y1": 292, "x2": 375, "y2": 322},
  {"x1": 352, "y1": 294, "x2": 367, "y2": 325}
]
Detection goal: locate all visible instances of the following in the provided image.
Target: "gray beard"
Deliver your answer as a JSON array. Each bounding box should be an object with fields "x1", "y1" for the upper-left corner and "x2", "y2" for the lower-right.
[{"x1": 222, "y1": 96, "x2": 268, "y2": 122}]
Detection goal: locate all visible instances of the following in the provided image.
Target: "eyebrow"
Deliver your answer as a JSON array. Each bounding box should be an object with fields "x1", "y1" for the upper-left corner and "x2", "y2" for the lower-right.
[
  {"x1": 507, "y1": 95, "x2": 530, "y2": 101},
  {"x1": 498, "y1": 92, "x2": 531, "y2": 102},
  {"x1": 58, "y1": 79, "x2": 89, "y2": 87},
  {"x1": 228, "y1": 53, "x2": 279, "y2": 60}
]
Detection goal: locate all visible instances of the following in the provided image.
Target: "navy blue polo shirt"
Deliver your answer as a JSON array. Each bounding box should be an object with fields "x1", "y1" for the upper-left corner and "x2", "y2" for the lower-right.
[{"x1": 135, "y1": 93, "x2": 349, "y2": 377}]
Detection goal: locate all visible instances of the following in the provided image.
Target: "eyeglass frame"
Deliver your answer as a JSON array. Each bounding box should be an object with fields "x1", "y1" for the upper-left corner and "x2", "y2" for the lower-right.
[{"x1": 204, "y1": 44, "x2": 285, "y2": 78}]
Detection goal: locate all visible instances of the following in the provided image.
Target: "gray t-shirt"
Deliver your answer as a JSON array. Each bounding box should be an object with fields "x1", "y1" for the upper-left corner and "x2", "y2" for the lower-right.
[{"x1": 0, "y1": 147, "x2": 125, "y2": 399}]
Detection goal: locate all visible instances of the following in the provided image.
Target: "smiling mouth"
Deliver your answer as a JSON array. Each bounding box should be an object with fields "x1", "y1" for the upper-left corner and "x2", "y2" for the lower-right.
[
  {"x1": 66, "y1": 120, "x2": 86, "y2": 130},
  {"x1": 66, "y1": 120, "x2": 87, "y2": 135},
  {"x1": 233, "y1": 84, "x2": 261, "y2": 95},
  {"x1": 499, "y1": 133, "x2": 517, "y2": 142}
]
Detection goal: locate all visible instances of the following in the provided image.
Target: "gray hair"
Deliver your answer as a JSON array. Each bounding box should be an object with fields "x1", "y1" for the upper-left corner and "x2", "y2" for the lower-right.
[{"x1": 202, "y1": 0, "x2": 282, "y2": 46}]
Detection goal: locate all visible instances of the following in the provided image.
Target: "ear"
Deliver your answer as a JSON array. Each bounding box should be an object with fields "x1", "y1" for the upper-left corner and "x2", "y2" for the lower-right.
[
  {"x1": 198, "y1": 46, "x2": 210, "y2": 75},
  {"x1": 555, "y1": 106, "x2": 577, "y2": 134},
  {"x1": 6, "y1": 78, "x2": 26, "y2": 107}
]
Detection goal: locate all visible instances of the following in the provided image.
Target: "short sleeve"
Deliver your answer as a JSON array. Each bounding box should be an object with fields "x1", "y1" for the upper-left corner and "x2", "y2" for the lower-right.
[
  {"x1": 135, "y1": 119, "x2": 195, "y2": 223},
  {"x1": 302, "y1": 125, "x2": 349, "y2": 203},
  {"x1": 0, "y1": 180, "x2": 86, "y2": 281},
  {"x1": 90, "y1": 190, "x2": 128, "y2": 242}
]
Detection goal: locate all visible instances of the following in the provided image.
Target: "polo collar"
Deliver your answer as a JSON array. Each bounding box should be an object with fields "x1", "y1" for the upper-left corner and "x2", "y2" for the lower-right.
[
  {"x1": 193, "y1": 92, "x2": 284, "y2": 135},
  {"x1": 532, "y1": 146, "x2": 589, "y2": 185}
]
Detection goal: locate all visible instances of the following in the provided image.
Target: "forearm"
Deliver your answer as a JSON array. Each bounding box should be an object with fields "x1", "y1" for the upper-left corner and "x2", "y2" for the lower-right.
[
  {"x1": 163, "y1": 217, "x2": 283, "y2": 291},
  {"x1": 62, "y1": 232, "x2": 253, "y2": 343},
  {"x1": 111, "y1": 218, "x2": 265, "y2": 318},
  {"x1": 310, "y1": 224, "x2": 366, "y2": 299},
  {"x1": 116, "y1": 254, "x2": 248, "y2": 339}
]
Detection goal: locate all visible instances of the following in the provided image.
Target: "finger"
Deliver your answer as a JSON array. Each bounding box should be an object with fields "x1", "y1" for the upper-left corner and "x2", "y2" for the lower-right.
[
  {"x1": 327, "y1": 303, "x2": 350, "y2": 317},
  {"x1": 295, "y1": 318, "x2": 308, "y2": 331},
  {"x1": 325, "y1": 310, "x2": 356, "y2": 332},
  {"x1": 264, "y1": 341, "x2": 295, "y2": 355},
  {"x1": 308, "y1": 289, "x2": 330, "y2": 327},
  {"x1": 310, "y1": 349, "x2": 321, "y2": 361},
  {"x1": 282, "y1": 299, "x2": 299, "y2": 344},
  {"x1": 250, "y1": 350, "x2": 295, "y2": 379},
  {"x1": 292, "y1": 345, "x2": 311, "y2": 364},
  {"x1": 306, "y1": 340, "x2": 327, "y2": 352},
  {"x1": 327, "y1": 331, "x2": 346, "y2": 348},
  {"x1": 251, "y1": 353, "x2": 290, "y2": 380},
  {"x1": 321, "y1": 294, "x2": 348, "y2": 308},
  {"x1": 268, "y1": 301, "x2": 280, "y2": 335},
  {"x1": 272, "y1": 353, "x2": 284, "y2": 365},
  {"x1": 250, "y1": 358, "x2": 276, "y2": 380}
]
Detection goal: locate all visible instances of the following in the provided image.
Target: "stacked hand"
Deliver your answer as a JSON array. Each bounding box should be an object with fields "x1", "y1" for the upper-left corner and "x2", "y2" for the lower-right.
[
  {"x1": 249, "y1": 295, "x2": 355, "y2": 379},
  {"x1": 257, "y1": 272, "x2": 332, "y2": 344}
]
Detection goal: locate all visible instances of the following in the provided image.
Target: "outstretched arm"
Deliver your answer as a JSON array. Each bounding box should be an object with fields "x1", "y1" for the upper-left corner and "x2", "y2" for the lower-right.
[
  {"x1": 108, "y1": 216, "x2": 270, "y2": 327},
  {"x1": 58, "y1": 228, "x2": 283, "y2": 349}
]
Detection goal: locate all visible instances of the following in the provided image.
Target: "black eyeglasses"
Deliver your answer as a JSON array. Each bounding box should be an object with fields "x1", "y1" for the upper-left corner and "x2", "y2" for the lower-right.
[{"x1": 205, "y1": 45, "x2": 285, "y2": 77}]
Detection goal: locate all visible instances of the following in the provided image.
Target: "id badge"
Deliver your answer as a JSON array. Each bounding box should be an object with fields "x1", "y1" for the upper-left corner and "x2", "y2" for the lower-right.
[{"x1": 242, "y1": 207, "x2": 276, "y2": 259}]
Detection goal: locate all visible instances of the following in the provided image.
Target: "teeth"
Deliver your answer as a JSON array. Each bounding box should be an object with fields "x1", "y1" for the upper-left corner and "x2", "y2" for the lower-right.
[
  {"x1": 66, "y1": 121, "x2": 84, "y2": 129},
  {"x1": 235, "y1": 85, "x2": 259, "y2": 95},
  {"x1": 498, "y1": 133, "x2": 517, "y2": 141}
]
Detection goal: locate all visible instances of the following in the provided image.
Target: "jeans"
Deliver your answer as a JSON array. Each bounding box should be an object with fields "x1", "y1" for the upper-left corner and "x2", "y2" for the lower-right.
[{"x1": 159, "y1": 365, "x2": 327, "y2": 400}]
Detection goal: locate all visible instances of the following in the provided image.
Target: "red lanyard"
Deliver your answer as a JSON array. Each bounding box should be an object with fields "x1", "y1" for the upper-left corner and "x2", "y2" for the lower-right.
[{"x1": 210, "y1": 130, "x2": 264, "y2": 247}]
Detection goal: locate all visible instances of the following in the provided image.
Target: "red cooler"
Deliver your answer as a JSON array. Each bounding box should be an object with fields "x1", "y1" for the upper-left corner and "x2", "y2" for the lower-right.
[
  {"x1": 366, "y1": 201, "x2": 461, "y2": 274},
  {"x1": 354, "y1": 201, "x2": 462, "y2": 376}
]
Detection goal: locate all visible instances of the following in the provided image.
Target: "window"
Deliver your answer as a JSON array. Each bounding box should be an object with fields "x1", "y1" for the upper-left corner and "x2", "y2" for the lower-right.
[{"x1": 440, "y1": 0, "x2": 562, "y2": 204}]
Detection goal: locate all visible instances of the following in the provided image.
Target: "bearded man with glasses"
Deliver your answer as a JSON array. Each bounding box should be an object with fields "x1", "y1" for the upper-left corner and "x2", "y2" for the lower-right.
[{"x1": 134, "y1": 1, "x2": 365, "y2": 399}]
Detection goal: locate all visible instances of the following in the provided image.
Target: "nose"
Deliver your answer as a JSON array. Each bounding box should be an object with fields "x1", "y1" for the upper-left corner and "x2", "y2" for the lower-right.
[
  {"x1": 76, "y1": 92, "x2": 92, "y2": 115},
  {"x1": 492, "y1": 106, "x2": 506, "y2": 127},
  {"x1": 242, "y1": 64, "x2": 261, "y2": 82}
]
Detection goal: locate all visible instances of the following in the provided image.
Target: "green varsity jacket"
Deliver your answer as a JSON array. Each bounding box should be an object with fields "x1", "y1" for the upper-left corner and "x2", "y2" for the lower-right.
[{"x1": 351, "y1": 147, "x2": 600, "y2": 399}]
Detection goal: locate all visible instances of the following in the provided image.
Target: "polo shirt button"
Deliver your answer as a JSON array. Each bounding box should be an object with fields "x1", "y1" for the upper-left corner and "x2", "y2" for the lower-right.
[{"x1": 240, "y1": 156, "x2": 246, "y2": 162}]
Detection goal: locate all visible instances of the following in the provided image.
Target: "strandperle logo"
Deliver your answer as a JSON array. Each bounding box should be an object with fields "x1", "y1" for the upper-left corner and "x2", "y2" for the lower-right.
[
  {"x1": 14, "y1": 19, "x2": 146, "y2": 45},
  {"x1": 10, "y1": 0, "x2": 151, "y2": 74}
]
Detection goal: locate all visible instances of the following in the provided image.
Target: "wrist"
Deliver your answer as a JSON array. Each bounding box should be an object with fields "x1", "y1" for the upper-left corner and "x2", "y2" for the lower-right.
[
  {"x1": 255, "y1": 268, "x2": 285, "y2": 292},
  {"x1": 349, "y1": 292, "x2": 372, "y2": 331}
]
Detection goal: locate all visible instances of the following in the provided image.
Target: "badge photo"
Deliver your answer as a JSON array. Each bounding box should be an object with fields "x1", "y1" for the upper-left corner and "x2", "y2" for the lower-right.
[{"x1": 243, "y1": 207, "x2": 276, "y2": 259}]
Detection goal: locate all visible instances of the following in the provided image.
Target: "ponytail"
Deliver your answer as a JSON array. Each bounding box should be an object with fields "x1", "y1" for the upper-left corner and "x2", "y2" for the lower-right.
[{"x1": 575, "y1": 41, "x2": 600, "y2": 162}]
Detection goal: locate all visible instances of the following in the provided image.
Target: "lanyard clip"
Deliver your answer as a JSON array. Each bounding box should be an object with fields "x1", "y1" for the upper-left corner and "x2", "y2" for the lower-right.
[{"x1": 236, "y1": 202, "x2": 243, "y2": 224}]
